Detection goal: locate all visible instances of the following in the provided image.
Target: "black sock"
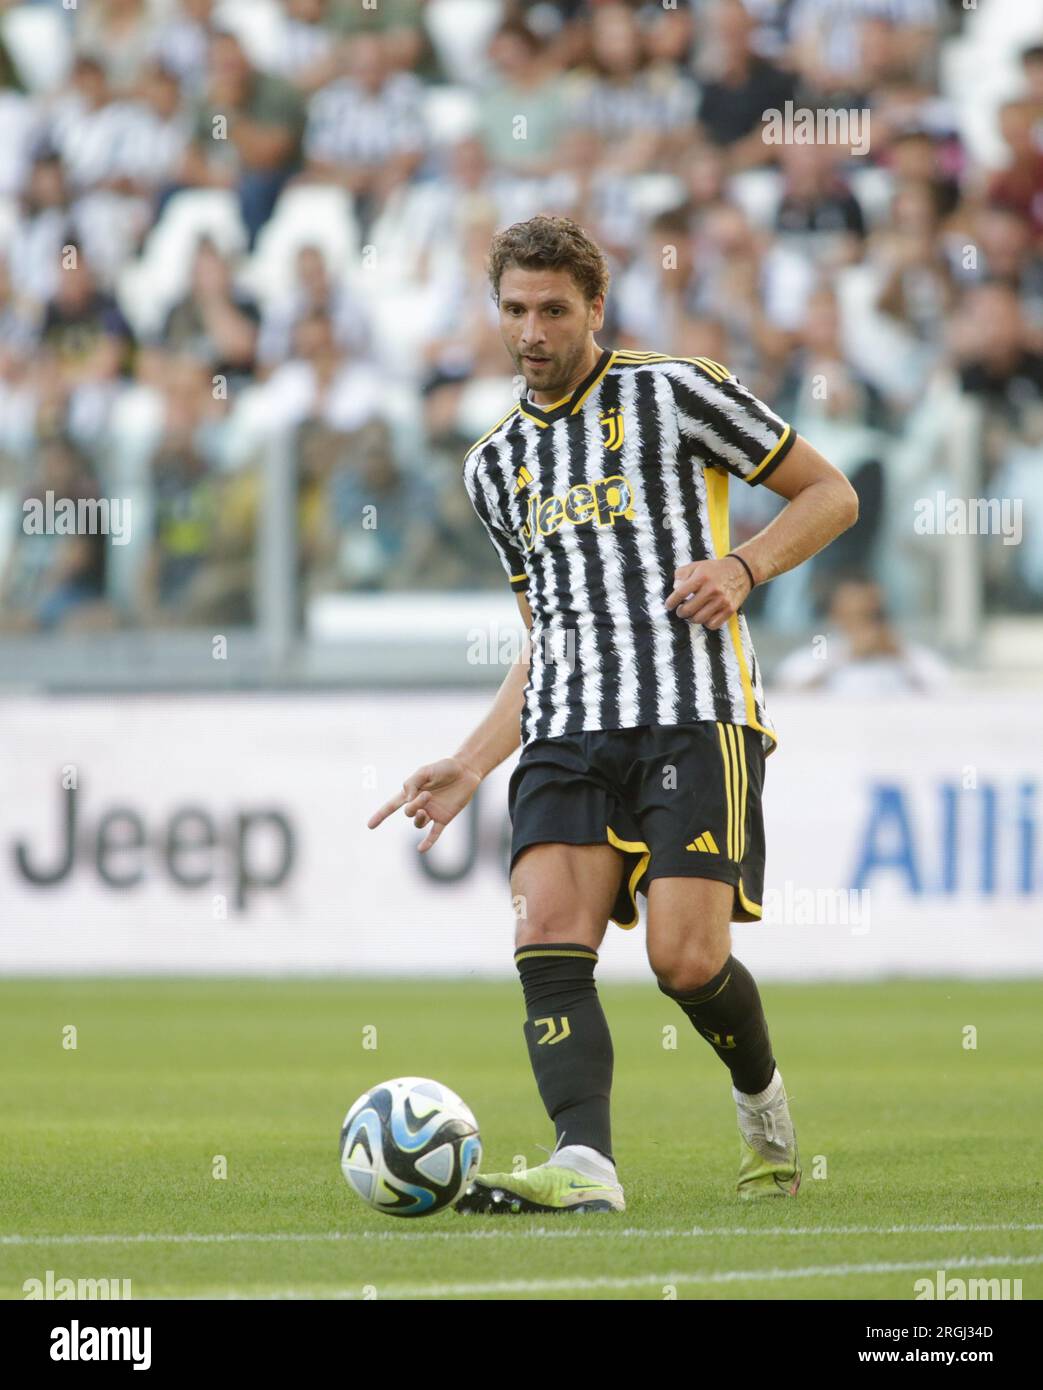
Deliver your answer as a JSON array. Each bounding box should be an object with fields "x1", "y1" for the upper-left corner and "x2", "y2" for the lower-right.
[
  {"x1": 658, "y1": 954, "x2": 775, "y2": 1095},
  {"x1": 516, "y1": 942, "x2": 614, "y2": 1163}
]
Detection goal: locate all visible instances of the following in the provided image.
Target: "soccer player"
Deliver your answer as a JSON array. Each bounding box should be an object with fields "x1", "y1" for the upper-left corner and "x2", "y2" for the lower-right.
[{"x1": 368, "y1": 215, "x2": 858, "y2": 1213}]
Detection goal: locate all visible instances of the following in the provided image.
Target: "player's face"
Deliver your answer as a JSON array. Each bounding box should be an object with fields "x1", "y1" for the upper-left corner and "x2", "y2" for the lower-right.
[{"x1": 498, "y1": 266, "x2": 604, "y2": 399}]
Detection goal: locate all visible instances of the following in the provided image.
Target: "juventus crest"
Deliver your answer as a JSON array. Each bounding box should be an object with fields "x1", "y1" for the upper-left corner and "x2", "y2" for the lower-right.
[{"x1": 599, "y1": 406, "x2": 625, "y2": 451}]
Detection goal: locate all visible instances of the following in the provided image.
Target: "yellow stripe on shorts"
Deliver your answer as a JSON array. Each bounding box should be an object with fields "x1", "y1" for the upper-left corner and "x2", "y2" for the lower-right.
[{"x1": 716, "y1": 722, "x2": 748, "y2": 861}]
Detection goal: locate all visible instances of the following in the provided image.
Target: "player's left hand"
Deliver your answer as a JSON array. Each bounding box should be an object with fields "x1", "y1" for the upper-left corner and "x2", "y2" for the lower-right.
[{"x1": 665, "y1": 557, "x2": 752, "y2": 630}]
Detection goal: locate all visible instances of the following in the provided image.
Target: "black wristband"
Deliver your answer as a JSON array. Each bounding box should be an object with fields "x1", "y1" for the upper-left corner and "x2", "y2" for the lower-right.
[{"x1": 725, "y1": 552, "x2": 756, "y2": 593}]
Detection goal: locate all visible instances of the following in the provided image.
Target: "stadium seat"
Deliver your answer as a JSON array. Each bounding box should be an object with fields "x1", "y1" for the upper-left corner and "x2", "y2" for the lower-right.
[
  {"x1": 361, "y1": 282, "x2": 430, "y2": 374},
  {"x1": 422, "y1": 86, "x2": 481, "y2": 147},
  {"x1": 834, "y1": 261, "x2": 936, "y2": 404},
  {"x1": 941, "y1": 0, "x2": 1043, "y2": 167},
  {"x1": 728, "y1": 168, "x2": 783, "y2": 230},
  {"x1": 846, "y1": 165, "x2": 894, "y2": 231},
  {"x1": 0, "y1": 194, "x2": 20, "y2": 253},
  {"x1": 454, "y1": 375, "x2": 517, "y2": 442},
  {"x1": 424, "y1": 0, "x2": 502, "y2": 87},
  {"x1": 0, "y1": 485, "x2": 15, "y2": 583},
  {"x1": 239, "y1": 185, "x2": 360, "y2": 312},
  {"x1": 117, "y1": 190, "x2": 248, "y2": 339},
  {"x1": 365, "y1": 182, "x2": 450, "y2": 290},
  {"x1": 0, "y1": 4, "x2": 72, "y2": 93},
  {"x1": 221, "y1": 383, "x2": 277, "y2": 471},
  {"x1": 628, "y1": 174, "x2": 689, "y2": 222},
  {"x1": 211, "y1": 0, "x2": 285, "y2": 71},
  {"x1": 373, "y1": 382, "x2": 426, "y2": 476}
]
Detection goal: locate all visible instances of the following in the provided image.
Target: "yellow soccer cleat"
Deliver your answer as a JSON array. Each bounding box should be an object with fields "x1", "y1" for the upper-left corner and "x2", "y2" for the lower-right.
[
  {"x1": 455, "y1": 1161, "x2": 625, "y2": 1215},
  {"x1": 734, "y1": 1068, "x2": 801, "y2": 1198}
]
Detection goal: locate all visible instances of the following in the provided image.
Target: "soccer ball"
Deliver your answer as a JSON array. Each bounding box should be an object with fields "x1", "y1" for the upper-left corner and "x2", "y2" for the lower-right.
[{"x1": 339, "y1": 1076, "x2": 482, "y2": 1217}]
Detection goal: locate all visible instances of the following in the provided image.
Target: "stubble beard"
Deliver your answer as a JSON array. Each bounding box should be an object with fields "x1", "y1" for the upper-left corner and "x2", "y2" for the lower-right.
[{"x1": 518, "y1": 337, "x2": 586, "y2": 400}]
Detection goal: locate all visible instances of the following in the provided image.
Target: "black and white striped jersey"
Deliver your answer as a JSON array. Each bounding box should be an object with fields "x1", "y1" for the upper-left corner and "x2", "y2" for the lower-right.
[
  {"x1": 462, "y1": 348, "x2": 795, "y2": 755},
  {"x1": 304, "y1": 72, "x2": 425, "y2": 168}
]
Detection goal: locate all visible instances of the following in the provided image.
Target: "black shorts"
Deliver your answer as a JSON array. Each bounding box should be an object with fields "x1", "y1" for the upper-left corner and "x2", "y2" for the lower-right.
[{"x1": 507, "y1": 721, "x2": 766, "y2": 929}]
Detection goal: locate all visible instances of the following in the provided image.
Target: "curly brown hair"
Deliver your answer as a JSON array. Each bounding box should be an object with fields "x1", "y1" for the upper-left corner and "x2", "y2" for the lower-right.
[{"x1": 486, "y1": 215, "x2": 610, "y2": 307}]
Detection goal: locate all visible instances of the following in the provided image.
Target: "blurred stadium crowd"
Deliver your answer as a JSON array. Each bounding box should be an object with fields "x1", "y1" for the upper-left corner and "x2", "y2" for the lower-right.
[{"x1": 0, "y1": 0, "x2": 1041, "y2": 647}]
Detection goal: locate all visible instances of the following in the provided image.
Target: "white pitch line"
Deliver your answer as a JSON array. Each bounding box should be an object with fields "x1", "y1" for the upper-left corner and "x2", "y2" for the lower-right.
[
  {"x1": 2, "y1": 1223, "x2": 1041, "y2": 1247},
  {"x1": 164, "y1": 1252, "x2": 1043, "y2": 1300}
]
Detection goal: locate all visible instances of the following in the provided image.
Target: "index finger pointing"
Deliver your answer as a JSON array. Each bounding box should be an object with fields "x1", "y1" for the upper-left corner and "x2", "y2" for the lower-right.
[{"x1": 367, "y1": 782, "x2": 417, "y2": 829}]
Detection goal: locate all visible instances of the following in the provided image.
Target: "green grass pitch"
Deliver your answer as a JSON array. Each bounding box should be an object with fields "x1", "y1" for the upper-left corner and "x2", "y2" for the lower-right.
[{"x1": 1, "y1": 977, "x2": 1040, "y2": 1300}]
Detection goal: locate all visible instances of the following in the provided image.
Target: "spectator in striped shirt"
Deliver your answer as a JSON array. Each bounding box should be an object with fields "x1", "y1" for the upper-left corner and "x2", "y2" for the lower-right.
[
  {"x1": 564, "y1": 2, "x2": 698, "y2": 175},
  {"x1": 302, "y1": 32, "x2": 426, "y2": 243}
]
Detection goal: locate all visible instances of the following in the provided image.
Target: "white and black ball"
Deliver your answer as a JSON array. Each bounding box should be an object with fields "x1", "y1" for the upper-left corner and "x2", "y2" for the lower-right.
[{"x1": 339, "y1": 1076, "x2": 482, "y2": 1217}]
